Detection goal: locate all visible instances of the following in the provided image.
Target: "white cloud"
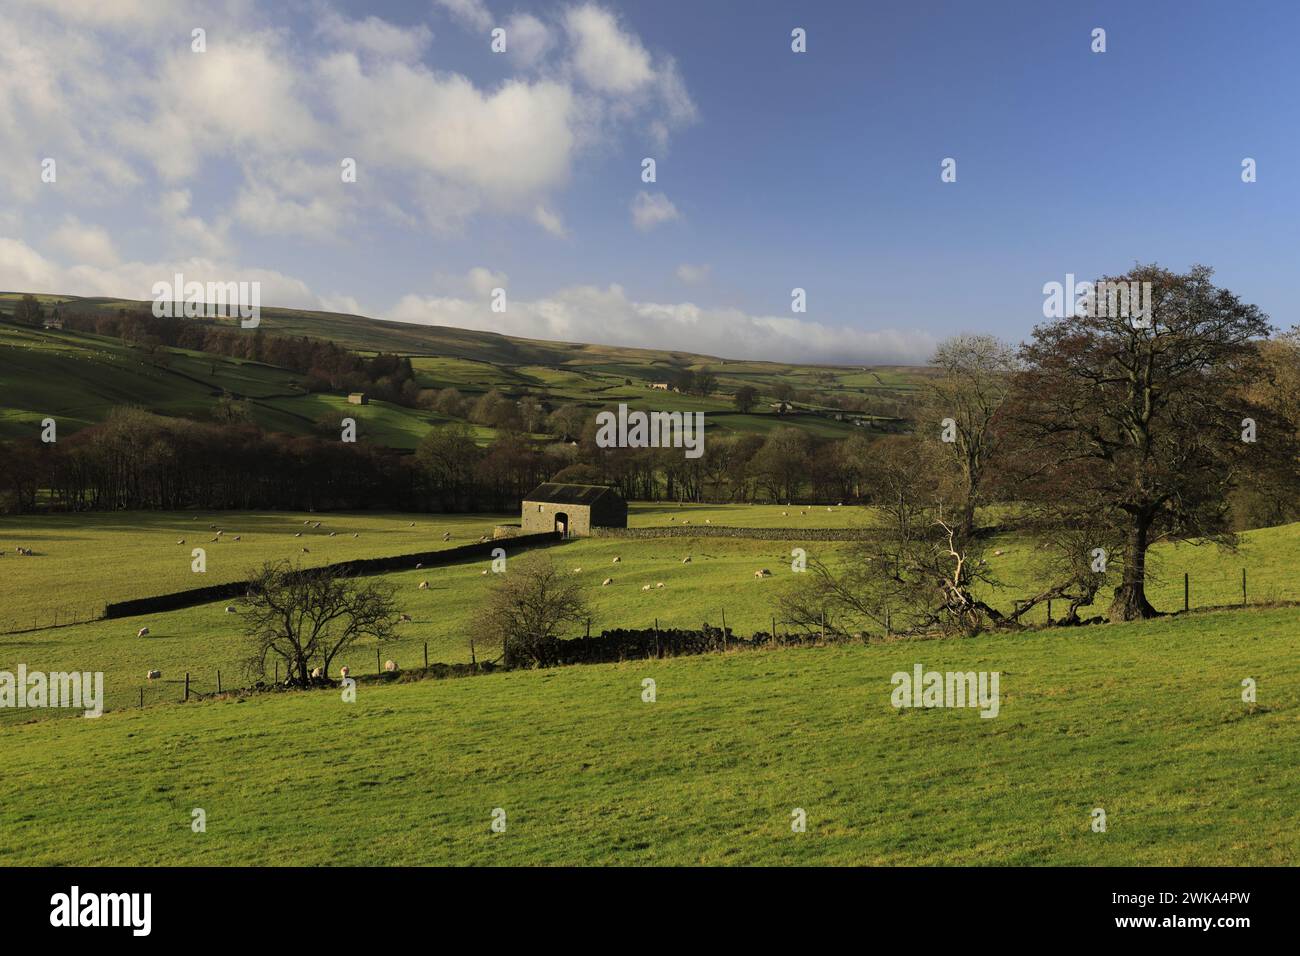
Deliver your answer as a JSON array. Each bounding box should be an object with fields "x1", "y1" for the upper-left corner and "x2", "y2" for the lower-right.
[
  {"x1": 0, "y1": 235, "x2": 324, "y2": 312},
  {"x1": 504, "y1": 13, "x2": 554, "y2": 68},
  {"x1": 320, "y1": 53, "x2": 575, "y2": 223},
  {"x1": 631, "y1": 191, "x2": 680, "y2": 231},
  {"x1": 565, "y1": 5, "x2": 654, "y2": 94},
  {"x1": 533, "y1": 204, "x2": 568, "y2": 238},
  {"x1": 675, "y1": 263, "x2": 711, "y2": 284},
  {"x1": 433, "y1": 0, "x2": 493, "y2": 32},
  {"x1": 48, "y1": 218, "x2": 120, "y2": 268},
  {"x1": 385, "y1": 282, "x2": 937, "y2": 365},
  {"x1": 318, "y1": 13, "x2": 433, "y2": 61}
]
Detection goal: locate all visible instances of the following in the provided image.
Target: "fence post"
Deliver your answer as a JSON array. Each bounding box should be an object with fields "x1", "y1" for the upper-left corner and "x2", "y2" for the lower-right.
[
  {"x1": 139, "y1": 687, "x2": 144, "y2": 708},
  {"x1": 820, "y1": 610, "x2": 825, "y2": 643},
  {"x1": 1184, "y1": 572, "x2": 1189, "y2": 612},
  {"x1": 470, "y1": 639, "x2": 476, "y2": 671},
  {"x1": 184, "y1": 672, "x2": 190, "y2": 702},
  {"x1": 1242, "y1": 568, "x2": 1247, "y2": 607},
  {"x1": 216, "y1": 670, "x2": 221, "y2": 694},
  {"x1": 274, "y1": 661, "x2": 279, "y2": 684},
  {"x1": 377, "y1": 649, "x2": 382, "y2": 675},
  {"x1": 771, "y1": 615, "x2": 777, "y2": 647},
  {"x1": 721, "y1": 609, "x2": 727, "y2": 650},
  {"x1": 1047, "y1": 599, "x2": 1052, "y2": 624},
  {"x1": 424, "y1": 642, "x2": 429, "y2": 670}
]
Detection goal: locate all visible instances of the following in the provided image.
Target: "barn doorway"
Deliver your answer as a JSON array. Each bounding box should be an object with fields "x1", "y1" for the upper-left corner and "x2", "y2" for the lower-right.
[{"x1": 554, "y1": 512, "x2": 569, "y2": 537}]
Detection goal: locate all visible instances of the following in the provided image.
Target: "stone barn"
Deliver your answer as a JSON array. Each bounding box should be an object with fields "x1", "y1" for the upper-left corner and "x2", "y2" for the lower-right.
[{"x1": 521, "y1": 483, "x2": 627, "y2": 537}]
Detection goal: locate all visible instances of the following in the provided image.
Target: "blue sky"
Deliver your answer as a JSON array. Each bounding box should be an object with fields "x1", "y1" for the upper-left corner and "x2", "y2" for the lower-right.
[{"x1": 1, "y1": 0, "x2": 1295, "y2": 363}]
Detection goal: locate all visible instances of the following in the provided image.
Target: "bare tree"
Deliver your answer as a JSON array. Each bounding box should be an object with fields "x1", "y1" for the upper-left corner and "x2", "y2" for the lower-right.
[
  {"x1": 922, "y1": 334, "x2": 1017, "y2": 542},
  {"x1": 476, "y1": 553, "x2": 591, "y2": 667},
  {"x1": 241, "y1": 561, "x2": 398, "y2": 685}
]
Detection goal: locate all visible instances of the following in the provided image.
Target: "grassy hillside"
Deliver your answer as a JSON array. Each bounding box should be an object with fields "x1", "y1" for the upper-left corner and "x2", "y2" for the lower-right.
[
  {"x1": 0, "y1": 293, "x2": 927, "y2": 447},
  {"x1": 1, "y1": 604, "x2": 1294, "y2": 865}
]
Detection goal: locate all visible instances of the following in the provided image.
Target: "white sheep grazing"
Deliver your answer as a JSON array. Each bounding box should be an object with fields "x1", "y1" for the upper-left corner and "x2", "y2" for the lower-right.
[
  {"x1": 384, "y1": 659, "x2": 397, "y2": 672},
  {"x1": 137, "y1": 626, "x2": 150, "y2": 637},
  {"x1": 754, "y1": 569, "x2": 772, "y2": 578},
  {"x1": 303, "y1": 520, "x2": 310, "y2": 525},
  {"x1": 294, "y1": 531, "x2": 301, "y2": 537},
  {"x1": 682, "y1": 519, "x2": 690, "y2": 525},
  {"x1": 399, "y1": 613, "x2": 413, "y2": 622},
  {"x1": 176, "y1": 538, "x2": 185, "y2": 545},
  {"x1": 612, "y1": 556, "x2": 621, "y2": 563},
  {"x1": 682, "y1": 556, "x2": 692, "y2": 564},
  {"x1": 329, "y1": 531, "x2": 337, "y2": 537},
  {"x1": 224, "y1": 605, "x2": 237, "y2": 613},
  {"x1": 655, "y1": 582, "x2": 664, "y2": 589},
  {"x1": 409, "y1": 522, "x2": 416, "y2": 527},
  {"x1": 301, "y1": 547, "x2": 310, "y2": 553},
  {"x1": 572, "y1": 568, "x2": 582, "y2": 574},
  {"x1": 352, "y1": 533, "x2": 359, "y2": 538},
  {"x1": 481, "y1": 569, "x2": 489, "y2": 575},
  {"x1": 782, "y1": 511, "x2": 788, "y2": 516},
  {"x1": 216, "y1": 530, "x2": 224, "y2": 536},
  {"x1": 232, "y1": 535, "x2": 241, "y2": 541},
  {"x1": 418, "y1": 580, "x2": 429, "y2": 590},
  {"x1": 442, "y1": 532, "x2": 451, "y2": 541},
  {"x1": 313, "y1": 522, "x2": 321, "y2": 528},
  {"x1": 641, "y1": 584, "x2": 652, "y2": 591},
  {"x1": 415, "y1": 563, "x2": 423, "y2": 569},
  {"x1": 994, "y1": 549, "x2": 1004, "y2": 556},
  {"x1": 602, "y1": 578, "x2": 613, "y2": 586},
  {"x1": 310, "y1": 667, "x2": 321, "y2": 679},
  {"x1": 705, "y1": 519, "x2": 711, "y2": 524},
  {"x1": 146, "y1": 669, "x2": 161, "y2": 680}
]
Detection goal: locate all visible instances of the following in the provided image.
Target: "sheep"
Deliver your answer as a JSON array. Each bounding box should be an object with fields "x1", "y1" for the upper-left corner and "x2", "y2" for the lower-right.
[
  {"x1": 571, "y1": 568, "x2": 582, "y2": 574},
  {"x1": 682, "y1": 519, "x2": 690, "y2": 525},
  {"x1": 754, "y1": 569, "x2": 772, "y2": 578},
  {"x1": 137, "y1": 626, "x2": 150, "y2": 637},
  {"x1": 602, "y1": 577, "x2": 613, "y2": 586},
  {"x1": 399, "y1": 613, "x2": 413, "y2": 622},
  {"x1": 681, "y1": 556, "x2": 692, "y2": 564},
  {"x1": 409, "y1": 522, "x2": 416, "y2": 527},
  {"x1": 216, "y1": 530, "x2": 224, "y2": 536},
  {"x1": 641, "y1": 584, "x2": 652, "y2": 591},
  {"x1": 993, "y1": 549, "x2": 1004, "y2": 556},
  {"x1": 310, "y1": 667, "x2": 321, "y2": 679},
  {"x1": 313, "y1": 522, "x2": 322, "y2": 528},
  {"x1": 301, "y1": 547, "x2": 310, "y2": 553},
  {"x1": 303, "y1": 520, "x2": 310, "y2": 525},
  {"x1": 329, "y1": 531, "x2": 337, "y2": 537},
  {"x1": 442, "y1": 532, "x2": 451, "y2": 542},
  {"x1": 224, "y1": 605, "x2": 237, "y2": 614},
  {"x1": 418, "y1": 580, "x2": 429, "y2": 590},
  {"x1": 176, "y1": 538, "x2": 185, "y2": 545},
  {"x1": 294, "y1": 531, "x2": 301, "y2": 537},
  {"x1": 352, "y1": 533, "x2": 359, "y2": 538},
  {"x1": 384, "y1": 659, "x2": 397, "y2": 672},
  {"x1": 782, "y1": 511, "x2": 788, "y2": 517},
  {"x1": 705, "y1": 519, "x2": 711, "y2": 524},
  {"x1": 612, "y1": 556, "x2": 621, "y2": 563},
  {"x1": 415, "y1": 562, "x2": 423, "y2": 569},
  {"x1": 232, "y1": 535, "x2": 241, "y2": 541},
  {"x1": 146, "y1": 669, "x2": 161, "y2": 680},
  {"x1": 211, "y1": 537, "x2": 219, "y2": 542},
  {"x1": 655, "y1": 582, "x2": 664, "y2": 589},
  {"x1": 481, "y1": 569, "x2": 489, "y2": 575}
]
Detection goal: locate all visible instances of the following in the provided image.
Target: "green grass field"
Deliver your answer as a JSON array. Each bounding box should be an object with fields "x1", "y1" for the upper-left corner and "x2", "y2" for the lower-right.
[
  {"x1": 1, "y1": 604, "x2": 1294, "y2": 865},
  {"x1": 6, "y1": 508, "x2": 1300, "y2": 722}
]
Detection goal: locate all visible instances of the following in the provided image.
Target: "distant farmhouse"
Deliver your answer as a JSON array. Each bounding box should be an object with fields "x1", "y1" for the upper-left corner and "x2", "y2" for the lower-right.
[
  {"x1": 648, "y1": 382, "x2": 675, "y2": 391},
  {"x1": 347, "y1": 392, "x2": 368, "y2": 405},
  {"x1": 521, "y1": 483, "x2": 628, "y2": 537}
]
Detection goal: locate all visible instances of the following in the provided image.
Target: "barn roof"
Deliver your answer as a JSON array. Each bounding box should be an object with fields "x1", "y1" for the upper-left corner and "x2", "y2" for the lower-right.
[{"x1": 523, "y1": 483, "x2": 625, "y2": 506}]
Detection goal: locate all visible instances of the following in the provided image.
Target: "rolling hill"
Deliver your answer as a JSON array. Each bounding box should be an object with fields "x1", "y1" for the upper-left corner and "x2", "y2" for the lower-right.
[{"x1": 0, "y1": 292, "x2": 928, "y2": 449}]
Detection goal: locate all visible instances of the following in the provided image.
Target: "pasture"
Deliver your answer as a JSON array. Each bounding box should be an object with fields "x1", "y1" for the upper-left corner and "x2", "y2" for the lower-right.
[
  {"x1": 1, "y1": 603, "x2": 1295, "y2": 865},
  {"x1": 5, "y1": 507, "x2": 1300, "y2": 723}
]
